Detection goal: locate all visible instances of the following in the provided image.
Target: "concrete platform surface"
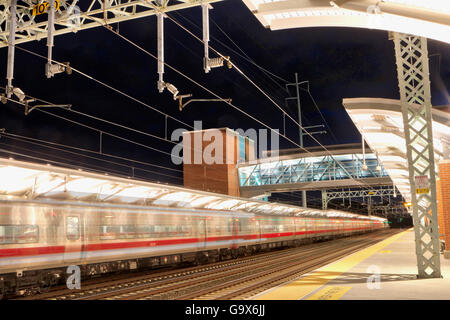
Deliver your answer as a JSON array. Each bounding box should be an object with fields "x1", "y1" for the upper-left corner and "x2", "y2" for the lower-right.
[{"x1": 252, "y1": 229, "x2": 450, "y2": 300}]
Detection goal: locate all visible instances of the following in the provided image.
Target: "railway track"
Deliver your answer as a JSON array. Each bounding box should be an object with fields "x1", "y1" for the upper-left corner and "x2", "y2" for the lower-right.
[{"x1": 18, "y1": 229, "x2": 397, "y2": 300}]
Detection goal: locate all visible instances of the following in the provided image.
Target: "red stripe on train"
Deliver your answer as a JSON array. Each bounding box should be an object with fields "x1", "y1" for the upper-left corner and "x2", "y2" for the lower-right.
[{"x1": 0, "y1": 227, "x2": 377, "y2": 258}]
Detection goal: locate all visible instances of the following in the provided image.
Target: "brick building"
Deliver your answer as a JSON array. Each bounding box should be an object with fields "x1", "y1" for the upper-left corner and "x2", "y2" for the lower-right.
[{"x1": 182, "y1": 128, "x2": 255, "y2": 197}]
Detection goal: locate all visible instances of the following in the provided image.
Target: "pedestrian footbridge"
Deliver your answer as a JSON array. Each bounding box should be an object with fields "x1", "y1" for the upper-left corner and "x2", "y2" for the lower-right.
[{"x1": 238, "y1": 144, "x2": 391, "y2": 198}]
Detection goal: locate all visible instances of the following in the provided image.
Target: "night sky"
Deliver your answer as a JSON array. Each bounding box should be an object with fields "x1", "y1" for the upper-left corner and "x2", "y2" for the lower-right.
[{"x1": 0, "y1": 0, "x2": 449, "y2": 192}]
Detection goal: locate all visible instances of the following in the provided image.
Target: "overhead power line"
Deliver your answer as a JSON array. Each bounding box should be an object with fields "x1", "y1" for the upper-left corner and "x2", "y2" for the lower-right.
[
  {"x1": 0, "y1": 147, "x2": 179, "y2": 185},
  {"x1": 9, "y1": 17, "x2": 386, "y2": 200},
  {"x1": 1, "y1": 93, "x2": 183, "y2": 164},
  {"x1": 0, "y1": 132, "x2": 183, "y2": 180},
  {"x1": 14, "y1": 46, "x2": 194, "y2": 130}
]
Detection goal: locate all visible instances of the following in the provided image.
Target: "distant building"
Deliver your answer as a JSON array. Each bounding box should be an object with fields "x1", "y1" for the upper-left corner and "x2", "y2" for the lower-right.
[{"x1": 183, "y1": 128, "x2": 255, "y2": 197}]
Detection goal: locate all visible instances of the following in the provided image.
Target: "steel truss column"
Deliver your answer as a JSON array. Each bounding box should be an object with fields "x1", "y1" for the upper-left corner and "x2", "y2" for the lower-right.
[{"x1": 392, "y1": 32, "x2": 441, "y2": 278}]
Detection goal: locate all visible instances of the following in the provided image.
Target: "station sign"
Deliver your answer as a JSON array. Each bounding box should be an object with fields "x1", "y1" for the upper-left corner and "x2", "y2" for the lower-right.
[
  {"x1": 32, "y1": 0, "x2": 60, "y2": 16},
  {"x1": 415, "y1": 175, "x2": 430, "y2": 194}
]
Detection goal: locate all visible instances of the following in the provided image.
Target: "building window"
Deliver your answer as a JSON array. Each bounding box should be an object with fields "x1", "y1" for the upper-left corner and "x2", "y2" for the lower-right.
[{"x1": 239, "y1": 135, "x2": 246, "y2": 163}]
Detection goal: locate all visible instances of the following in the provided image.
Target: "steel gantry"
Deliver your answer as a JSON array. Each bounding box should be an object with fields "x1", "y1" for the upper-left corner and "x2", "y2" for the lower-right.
[
  {"x1": 321, "y1": 186, "x2": 396, "y2": 211},
  {"x1": 391, "y1": 32, "x2": 441, "y2": 278},
  {"x1": 0, "y1": 0, "x2": 223, "y2": 48},
  {"x1": 0, "y1": 0, "x2": 224, "y2": 107}
]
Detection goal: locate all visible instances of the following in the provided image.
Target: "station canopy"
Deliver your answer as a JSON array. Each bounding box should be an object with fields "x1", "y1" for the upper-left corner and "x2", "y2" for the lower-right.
[
  {"x1": 343, "y1": 98, "x2": 450, "y2": 203},
  {"x1": 0, "y1": 157, "x2": 385, "y2": 221},
  {"x1": 243, "y1": 0, "x2": 450, "y2": 44}
]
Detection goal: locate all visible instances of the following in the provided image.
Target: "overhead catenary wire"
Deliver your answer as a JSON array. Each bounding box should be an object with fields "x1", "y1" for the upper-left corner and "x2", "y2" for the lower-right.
[
  {"x1": 0, "y1": 133, "x2": 183, "y2": 180},
  {"x1": 155, "y1": 14, "x2": 392, "y2": 199},
  {"x1": 100, "y1": 22, "x2": 364, "y2": 184},
  {"x1": 14, "y1": 46, "x2": 194, "y2": 130},
  {"x1": 10, "y1": 48, "x2": 219, "y2": 163},
  {"x1": 173, "y1": 11, "x2": 290, "y2": 86},
  {"x1": 14, "y1": 30, "x2": 307, "y2": 158},
  {"x1": 0, "y1": 92, "x2": 256, "y2": 186},
  {"x1": 0, "y1": 142, "x2": 140, "y2": 179},
  {"x1": 0, "y1": 131, "x2": 182, "y2": 173},
  {"x1": 306, "y1": 89, "x2": 339, "y2": 144},
  {"x1": 16, "y1": 23, "x2": 335, "y2": 173},
  {"x1": 164, "y1": 14, "x2": 338, "y2": 156},
  {"x1": 101, "y1": 20, "x2": 390, "y2": 207},
  {"x1": 0, "y1": 130, "x2": 247, "y2": 187},
  {"x1": 176, "y1": 11, "x2": 340, "y2": 148},
  {"x1": 1, "y1": 94, "x2": 181, "y2": 161},
  {"x1": 10, "y1": 19, "x2": 387, "y2": 208},
  {"x1": 0, "y1": 147, "x2": 178, "y2": 185},
  {"x1": 208, "y1": 13, "x2": 339, "y2": 145}
]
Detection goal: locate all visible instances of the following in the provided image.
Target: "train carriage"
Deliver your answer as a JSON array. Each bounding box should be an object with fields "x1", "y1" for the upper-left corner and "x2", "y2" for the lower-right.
[{"x1": 0, "y1": 158, "x2": 388, "y2": 298}]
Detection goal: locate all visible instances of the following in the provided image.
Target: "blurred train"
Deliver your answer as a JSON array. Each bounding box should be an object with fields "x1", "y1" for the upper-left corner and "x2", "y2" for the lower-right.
[{"x1": 0, "y1": 198, "x2": 387, "y2": 297}]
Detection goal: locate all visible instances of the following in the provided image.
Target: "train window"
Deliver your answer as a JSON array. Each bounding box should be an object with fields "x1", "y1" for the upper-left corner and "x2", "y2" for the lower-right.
[
  {"x1": 152, "y1": 224, "x2": 178, "y2": 237},
  {"x1": 179, "y1": 225, "x2": 191, "y2": 235},
  {"x1": 136, "y1": 225, "x2": 153, "y2": 238},
  {"x1": 118, "y1": 225, "x2": 136, "y2": 239},
  {"x1": 99, "y1": 225, "x2": 119, "y2": 240},
  {"x1": 0, "y1": 225, "x2": 39, "y2": 244},
  {"x1": 66, "y1": 216, "x2": 80, "y2": 240}
]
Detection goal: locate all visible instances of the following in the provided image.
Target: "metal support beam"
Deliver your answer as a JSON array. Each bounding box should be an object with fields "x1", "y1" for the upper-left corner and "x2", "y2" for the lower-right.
[
  {"x1": 302, "y1": 190, "x2": 307, "y2": 207},
  {"x1": 320, "y1": 186, "x2": 396, "y2": 213},
  {"x1": 392, "y1": 32, "x2": 441, "y2": 278},
  {"x1": 202, "y1": 3, "x2": 210, "y2": 73},
  {"x1": 157, "y1": 11, "x2": 164, "y2": 92},
  {"x1": 321, "y1": 189, "x2": 327, "y2": 210},
  {"x1": 46, "y1": 0, "x2": 55, "y2": 78},
  {"x1": 201, "y1": 3, "x2": 230, "y2": 73},
  {"x1": 45, "y1": 0, "x2": 66, "y2": 78},
  {"x1": 0, "y1": 1, "x2": 223, "y2": 48},
  {"x1": 6, "y1": 0, "x2": 16, "y2": 98},
  {"x1": 294, "y1": 72, "x2": 303, "y2": 147}
]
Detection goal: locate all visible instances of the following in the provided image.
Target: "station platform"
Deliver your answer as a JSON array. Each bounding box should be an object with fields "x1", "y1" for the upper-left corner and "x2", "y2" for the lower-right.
[{"x1": 252, "y1": 229, "x2": 450, "y2": 300}]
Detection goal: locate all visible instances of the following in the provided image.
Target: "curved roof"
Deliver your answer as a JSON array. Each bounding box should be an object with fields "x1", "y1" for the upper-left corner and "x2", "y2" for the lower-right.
[
  {"x1": 343, "y1": 97, "x2": 450, "y2": 203},
  {"x1": 0, "y1": 157, "x2": 385, "y2": 221},
  {"x1": 243, "y1": 0, "x2": 450, "y2": 44}
]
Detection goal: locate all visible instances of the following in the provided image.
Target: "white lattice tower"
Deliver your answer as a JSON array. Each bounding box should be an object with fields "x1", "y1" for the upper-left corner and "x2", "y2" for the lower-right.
[{"x1": 392, "y1": 32, "x2": 441, "y2": 278}]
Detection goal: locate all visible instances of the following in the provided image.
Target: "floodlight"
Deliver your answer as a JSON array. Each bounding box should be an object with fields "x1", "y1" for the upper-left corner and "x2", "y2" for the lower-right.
[
  {"x1": 12, "y1": 87, "x2": 25, "y2": 102},
  {"x1": 165, "y1": 83, "x2": 179, "y2": 99}
]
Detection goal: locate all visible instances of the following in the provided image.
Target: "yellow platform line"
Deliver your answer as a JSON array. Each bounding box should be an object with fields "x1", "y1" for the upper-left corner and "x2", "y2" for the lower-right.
[
  {"x1": 306, "y1": 286, "x2": 352, "y2": 300},
  {"x1": 254, "y1": 229, "x2": 412, "y2": 300}
]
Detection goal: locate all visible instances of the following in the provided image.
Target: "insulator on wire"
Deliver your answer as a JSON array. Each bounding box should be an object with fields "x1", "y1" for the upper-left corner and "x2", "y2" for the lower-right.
[
  {"x1": 206, "y1": 56, "x2": 231, "y2": 71},
  {"x1": 208, "y1": 57, "x2": 224, "y2": 68}
]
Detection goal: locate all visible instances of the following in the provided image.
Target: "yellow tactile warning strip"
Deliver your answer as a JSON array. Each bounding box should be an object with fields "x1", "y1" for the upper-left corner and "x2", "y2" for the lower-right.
[
  {"x1": 254, "y1": 229, "x2": 411, "y2": 300},
  {"x1": 306, "y1": 286, "x2": 351, "y2": 300}
]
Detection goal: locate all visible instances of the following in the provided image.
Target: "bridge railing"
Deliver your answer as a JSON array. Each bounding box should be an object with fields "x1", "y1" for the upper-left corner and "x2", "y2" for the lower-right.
[{"x1": 238, "y1": 153, "x2": 388, "y2": 187}]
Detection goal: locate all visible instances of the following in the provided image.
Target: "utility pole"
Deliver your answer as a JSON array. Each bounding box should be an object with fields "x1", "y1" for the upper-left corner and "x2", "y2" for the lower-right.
[
  {"x1": 295, "y1": 72, "x2": 303, "y2": 147},
  {"x1": 285, "y1": 73, "x2": 326, "y2": 208}
]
